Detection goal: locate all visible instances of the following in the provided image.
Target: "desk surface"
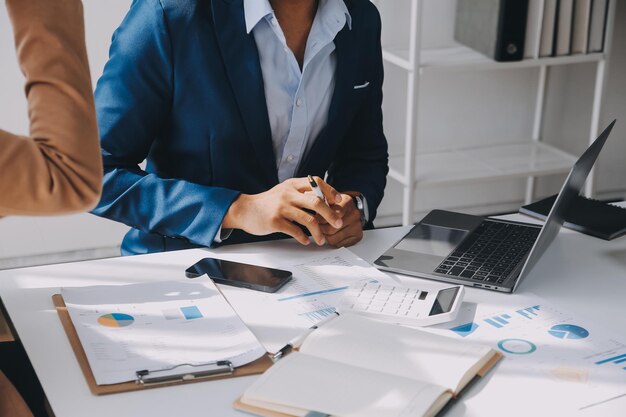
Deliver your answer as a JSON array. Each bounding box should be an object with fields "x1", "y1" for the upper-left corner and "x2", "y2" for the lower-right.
[{"x1": 1, "y1": 209, "x2": 625, "y2": 417}]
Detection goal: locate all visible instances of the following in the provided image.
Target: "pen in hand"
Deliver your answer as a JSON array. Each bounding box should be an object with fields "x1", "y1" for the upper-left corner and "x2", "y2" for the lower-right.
[{"x1": 308, "y1": 175, "x2": 327, "y2": 204}]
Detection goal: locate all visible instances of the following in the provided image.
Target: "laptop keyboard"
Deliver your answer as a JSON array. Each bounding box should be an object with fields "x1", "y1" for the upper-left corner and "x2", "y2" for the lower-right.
[{"x1": 434, "y1": 221, "x2": 540, "y2": 285}]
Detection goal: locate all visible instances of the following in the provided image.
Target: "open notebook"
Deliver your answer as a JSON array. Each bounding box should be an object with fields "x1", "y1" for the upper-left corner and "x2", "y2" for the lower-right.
[{"x1": 235, "y1": 314, "x2": 501, "y2": 417}]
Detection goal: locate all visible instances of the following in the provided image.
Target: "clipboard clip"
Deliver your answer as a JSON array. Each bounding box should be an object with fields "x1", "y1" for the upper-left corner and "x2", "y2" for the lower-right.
[{"x1": 135, "y1": 360, "x2": 234, "y2": 385}]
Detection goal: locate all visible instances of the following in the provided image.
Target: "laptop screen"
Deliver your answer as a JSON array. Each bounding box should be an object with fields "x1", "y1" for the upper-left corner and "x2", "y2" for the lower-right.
[{"x1": 514, "y1": 120, "x2": 616, "y2": 290}]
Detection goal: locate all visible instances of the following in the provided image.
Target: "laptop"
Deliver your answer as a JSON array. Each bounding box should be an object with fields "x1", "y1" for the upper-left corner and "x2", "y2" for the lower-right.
[{"x1": 374, "y1": 120, "x2": 616, "y2": 293}]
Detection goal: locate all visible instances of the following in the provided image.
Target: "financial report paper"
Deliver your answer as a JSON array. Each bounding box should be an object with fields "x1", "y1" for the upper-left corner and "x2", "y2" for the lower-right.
[
  {"x1": 218, "y1": 247, "x2": 397, "y2": 353},
  {"x1": 62, "y1": 280, "x2": 265, "y2": 385}
]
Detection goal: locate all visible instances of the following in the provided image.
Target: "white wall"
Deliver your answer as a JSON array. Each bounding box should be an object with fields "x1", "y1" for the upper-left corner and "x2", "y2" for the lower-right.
[{"x1": 0, "y1": 0, "x2": 624, "y2": 260}]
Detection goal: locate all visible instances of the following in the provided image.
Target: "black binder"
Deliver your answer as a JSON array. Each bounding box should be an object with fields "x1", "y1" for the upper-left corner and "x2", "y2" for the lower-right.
[
  {"x1": 455, "y1": 0, "x2": 529, "y2": 62},
  {"x1": 520, "y1": 195, "x2": 626, "y2": 240}
]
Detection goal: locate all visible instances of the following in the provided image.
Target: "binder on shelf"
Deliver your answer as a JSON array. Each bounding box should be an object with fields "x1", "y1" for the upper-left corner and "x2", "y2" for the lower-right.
[
  {"x1": 588, "y1": 0, "x2": 609, "y2": 53},
  {"x1": 523, "y1": 0, "x2": 544, "y2": 59},
  {"x1": 539, "y1": 0, "x2": 558, "y2": 57},
  {"x1": 520, "y1": 194, "x2": 626, "y2": 240},
  {"x1": 571, "y1": 0, "x2": 592, "y2": 54},
  {"x1": 52, "y1": 294, "x2": 273, "y2": 395},
  {"x1": 454, "y1": 0, "x2": 529, "y2": 62},
  {"x1": 555, "y1": 0, "x2": 574, "y2": 56}
]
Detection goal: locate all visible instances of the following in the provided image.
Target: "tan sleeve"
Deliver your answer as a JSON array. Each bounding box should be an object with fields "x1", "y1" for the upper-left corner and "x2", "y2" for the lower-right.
[{"x1": 0, "y1": 0, "x2": 102, "y2": 216}]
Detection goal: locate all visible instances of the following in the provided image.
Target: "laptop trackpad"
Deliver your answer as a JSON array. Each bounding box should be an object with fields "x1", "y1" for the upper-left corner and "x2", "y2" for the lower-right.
[
  {"x1": 395, "y1": 223, "x2": 469, "y2": 257},
  {"x1": 375, "y1": 220, "x2": 474, "y2": 274}
]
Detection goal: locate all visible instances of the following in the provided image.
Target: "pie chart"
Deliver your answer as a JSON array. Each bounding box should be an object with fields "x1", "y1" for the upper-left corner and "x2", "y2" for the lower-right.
[
  {"x1": 98, "y1": 313, "x2": 134, "y2": 328},
  {"x1": 548, "y1": 324, "x2": 589, "y2": 340}
]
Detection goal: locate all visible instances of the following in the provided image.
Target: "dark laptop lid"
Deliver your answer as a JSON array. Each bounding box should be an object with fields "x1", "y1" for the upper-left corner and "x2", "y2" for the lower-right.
[{"x1": 513, "y1": 120, "x2": 616, "y2": 291}]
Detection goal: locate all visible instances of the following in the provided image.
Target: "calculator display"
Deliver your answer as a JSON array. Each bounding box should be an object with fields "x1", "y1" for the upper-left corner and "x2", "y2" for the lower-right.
[{"x1": 429, "y1": 287, "x2": 460, "y2": 316}]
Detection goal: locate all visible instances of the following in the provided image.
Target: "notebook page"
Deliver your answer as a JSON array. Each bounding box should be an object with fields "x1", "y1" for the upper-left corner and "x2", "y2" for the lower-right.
[
  {"x1": 243, "y1": 353, "x2": 450, "y2": 417},
  {"x1": 299, "y1": 314, "x2": 494, "y2": 392}
]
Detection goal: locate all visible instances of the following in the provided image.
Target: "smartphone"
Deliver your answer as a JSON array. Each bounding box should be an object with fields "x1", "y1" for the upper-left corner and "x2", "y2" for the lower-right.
[{"x1": 185, "y1": 257, "x2": 292, "y2": 293}]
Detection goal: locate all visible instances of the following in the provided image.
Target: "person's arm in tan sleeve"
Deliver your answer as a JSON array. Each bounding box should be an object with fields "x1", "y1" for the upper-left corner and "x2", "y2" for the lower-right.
[{"x1": 0, "y1": 0, "x2": 102, "y2": 216}]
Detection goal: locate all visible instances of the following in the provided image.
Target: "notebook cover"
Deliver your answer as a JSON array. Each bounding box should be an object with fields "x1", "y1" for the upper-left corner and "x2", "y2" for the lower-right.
[
  {"x1": 520, "y1": 195, "x2": 626, "y2": 240},
  {"x1": 52, "y1": 294, "x2": 272, "y2": 395}
]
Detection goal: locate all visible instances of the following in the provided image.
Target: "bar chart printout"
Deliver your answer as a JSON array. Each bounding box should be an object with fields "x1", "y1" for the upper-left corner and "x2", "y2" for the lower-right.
[{"x1": 427, "y1": 295, "x2": 626, "y2": 411}]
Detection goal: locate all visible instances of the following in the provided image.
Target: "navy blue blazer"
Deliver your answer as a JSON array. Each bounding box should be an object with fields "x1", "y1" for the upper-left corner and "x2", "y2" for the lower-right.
[{"x1": 92, "y1": 0, "x2": 388, "y2": 255}]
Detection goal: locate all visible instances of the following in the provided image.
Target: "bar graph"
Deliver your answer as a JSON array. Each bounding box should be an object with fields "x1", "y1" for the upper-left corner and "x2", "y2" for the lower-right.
[
  {"x1": 595, "y1": 353, "x2": 626, "y2": 369},
  {"x1": 300, "y1": 307, "x2": 337, "y2": 324},
  {"x1": 516, "y1": 305, "x2": 541, "y2": 319},
  {"x1": 484, "y1": 314, "x2": 512, "y2": 328}
]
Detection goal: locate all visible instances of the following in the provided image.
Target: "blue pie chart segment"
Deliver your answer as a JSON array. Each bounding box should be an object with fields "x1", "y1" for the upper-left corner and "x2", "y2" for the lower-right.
[{"x1": 548, "y1": 324, "x2": 589, "y2": 340}]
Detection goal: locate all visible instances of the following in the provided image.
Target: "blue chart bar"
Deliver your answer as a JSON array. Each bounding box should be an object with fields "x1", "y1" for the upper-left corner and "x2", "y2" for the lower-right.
[
  {"x1": 494, "y1": 316, "x2": 508, "y2": 325},
  {"x1": 595, "y1": 353, "x2": 626, "y2": 365},
  {"x1": 517, "y1": 305, "x2": 540, "y2": 319},
  {"x1": 300, "y1": 307, "x2": 336, "y2": 323},
  {"x1": 277, "y1": 286, "x2": 348, "y2": 302},
  {"x1": 485, "y1": 314, "x2": 511, "y2": 328},
  {"x1": 180, "y1": 306, "x2": 203, "y2": 320},
  {"x1": 450, "y1": 322, "x2": 479, "y2": 337},
  {"x1": 485, "y1": 318, "x2": 503, "y2": 328}
]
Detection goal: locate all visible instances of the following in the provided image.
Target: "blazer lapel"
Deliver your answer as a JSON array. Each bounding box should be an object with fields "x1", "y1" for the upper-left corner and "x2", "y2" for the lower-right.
[
  {"x1": 298, "y1": 22, "x2": 359, "y2": 177},
  {"x1": 211, "y1": 0, "x2": 278, "y2": 185}
]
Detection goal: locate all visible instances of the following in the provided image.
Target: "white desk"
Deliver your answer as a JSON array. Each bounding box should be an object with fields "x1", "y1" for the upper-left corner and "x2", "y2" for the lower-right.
[{"x1": 1, "y1": 209, "x2": 625, "y2": 417}]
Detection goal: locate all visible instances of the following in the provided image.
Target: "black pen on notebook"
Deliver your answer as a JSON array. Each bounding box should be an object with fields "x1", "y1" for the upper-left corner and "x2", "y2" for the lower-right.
[
  {"x1": 271, "y1": 312, "x2": 340, "y2": 362},
  {"x1": 307, "y1": 175, "x2": 327, "y2": 204}
]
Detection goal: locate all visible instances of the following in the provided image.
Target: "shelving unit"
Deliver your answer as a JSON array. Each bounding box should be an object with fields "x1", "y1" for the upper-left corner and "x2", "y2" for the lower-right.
[{"x1": 374, "y1": 0, "x2": 617, "y2": 226}]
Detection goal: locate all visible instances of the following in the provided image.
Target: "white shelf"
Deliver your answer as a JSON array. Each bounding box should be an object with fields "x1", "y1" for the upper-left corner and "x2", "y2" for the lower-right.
[
  {"x1": 388, "y1": 141, "x2": 578, "y2": 188},
  {"x1": 382, "y1": 43, "x2": 605, "y2": 74}
]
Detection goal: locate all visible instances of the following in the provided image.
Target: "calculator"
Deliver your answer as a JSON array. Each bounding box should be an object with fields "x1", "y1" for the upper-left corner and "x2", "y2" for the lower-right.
[{"x1": 338, "y1": 281, "x2": 464, "y2": 327}]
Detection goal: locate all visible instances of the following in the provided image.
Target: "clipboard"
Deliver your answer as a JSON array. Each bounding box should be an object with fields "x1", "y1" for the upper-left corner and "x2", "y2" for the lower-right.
[{"x1": 52, "y1": 294, "x2": 273, "y2": 395}]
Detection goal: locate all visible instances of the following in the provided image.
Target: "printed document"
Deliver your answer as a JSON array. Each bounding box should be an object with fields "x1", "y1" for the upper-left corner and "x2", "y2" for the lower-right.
[
  {"x1": 62, "y1": 281, "x2": 265, "y2": 385},
  {"x1": 425, "y1": 293, "x2": 626, "y2": 412},
  {"x1": 218, "y1": 247, "x2": 397, "y2": 353}
]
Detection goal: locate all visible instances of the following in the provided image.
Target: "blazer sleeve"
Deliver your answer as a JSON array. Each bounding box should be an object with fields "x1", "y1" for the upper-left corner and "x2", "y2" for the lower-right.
[
  {"x1": 0, "y1": 0, "x2": 102, "y2": 216},
  {"x1": 326, "y1": 7, "x2": 389, "y2": 226},
  {"x1": 91, "y1": 0, "x2": 240, "y2": 247}
]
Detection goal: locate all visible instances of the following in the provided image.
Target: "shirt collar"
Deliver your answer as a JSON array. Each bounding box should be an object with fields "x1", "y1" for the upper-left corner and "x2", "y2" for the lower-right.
[
  {"x1": 243, "y1": 0, "x2": 352, "y2": 34},
  {"x1": 244, "y1": 0, "x2": 273, "y2": 34}
]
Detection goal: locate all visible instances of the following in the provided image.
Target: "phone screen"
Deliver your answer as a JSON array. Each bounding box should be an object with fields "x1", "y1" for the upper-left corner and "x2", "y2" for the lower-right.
[{"x1": 185, "y1": 258, "x2": 292, "y2": 293}]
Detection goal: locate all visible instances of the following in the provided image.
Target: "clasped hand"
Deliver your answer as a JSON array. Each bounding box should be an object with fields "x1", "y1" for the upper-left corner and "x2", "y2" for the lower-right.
[{"x1": 223, "y1": 177, "x2": 363, "y2": 247}]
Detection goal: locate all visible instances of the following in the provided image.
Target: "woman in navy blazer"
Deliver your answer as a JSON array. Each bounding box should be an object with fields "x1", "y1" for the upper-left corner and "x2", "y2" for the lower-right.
[{"x1": 93, "y1": 0, "x2": 388, "y2": 255}]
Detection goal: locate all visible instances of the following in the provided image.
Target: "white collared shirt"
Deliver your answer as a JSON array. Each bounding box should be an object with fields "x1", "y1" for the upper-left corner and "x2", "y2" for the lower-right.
[
  {"x1": 244, "y1": 0, "x2": 351, "y2": 182},
  {"x1": 216, "y1": 0, "x2": 357, "y2": 243}
]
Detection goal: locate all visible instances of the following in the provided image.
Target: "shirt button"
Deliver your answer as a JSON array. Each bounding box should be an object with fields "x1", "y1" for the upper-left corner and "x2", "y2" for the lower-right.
[
  {"x1": 271, "y1": 17, "x2": 278, "y2": 26},
  {"x1": 286, "y1": 155, "x2": 295, "y2": 162},
  {"x1": 296, "y1": 98, "x2": 303, "y2": 107}
]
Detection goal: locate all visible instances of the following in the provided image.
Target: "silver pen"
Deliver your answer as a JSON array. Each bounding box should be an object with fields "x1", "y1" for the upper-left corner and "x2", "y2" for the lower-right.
[
  {"x1": 307, "y1": 175, "x2": 327, "y2": 204},
  {"x1": 271, "y1": 312, "x2": 340, "y2": 362}
]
